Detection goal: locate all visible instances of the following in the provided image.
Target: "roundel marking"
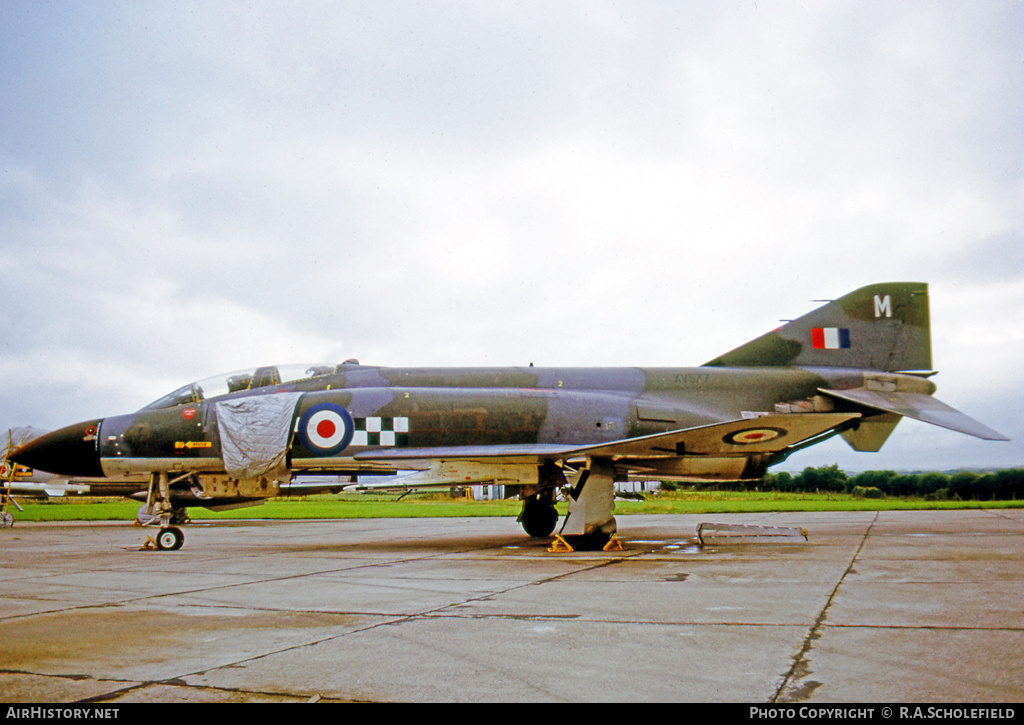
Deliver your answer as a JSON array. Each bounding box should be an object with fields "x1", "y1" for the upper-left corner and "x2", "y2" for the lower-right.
[
  {"x1": 723, "y1": 427, "x2": 786, "y2": 446},
  {"x1": 298, "y1": 403, "x2": 354, "y2": 456}
]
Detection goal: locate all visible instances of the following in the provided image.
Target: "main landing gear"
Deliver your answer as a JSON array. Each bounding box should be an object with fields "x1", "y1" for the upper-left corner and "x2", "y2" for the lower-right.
[
  {"x1": 518, "y1": 459, "x2": 620, "y2": 551},
  {"x1": 518, "y1": 462, "x2": 563, "y2": 538}
]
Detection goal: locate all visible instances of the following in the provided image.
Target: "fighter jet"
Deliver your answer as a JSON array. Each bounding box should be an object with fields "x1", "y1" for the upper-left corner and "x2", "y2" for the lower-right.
[{"x1": 9, "y1": 282, "x2": 1007, "y2": 550}]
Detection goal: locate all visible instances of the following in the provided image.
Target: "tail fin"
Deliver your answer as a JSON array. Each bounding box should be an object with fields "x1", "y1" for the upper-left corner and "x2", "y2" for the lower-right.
[{"x1": 704, "y1": 282, "x2": 932, "y2": 372}]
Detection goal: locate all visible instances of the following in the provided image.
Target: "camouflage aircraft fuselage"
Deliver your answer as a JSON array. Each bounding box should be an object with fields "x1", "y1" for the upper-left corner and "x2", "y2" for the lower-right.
[{"x1": 84, "y1": 364, "x2": 919, "y2": 481}]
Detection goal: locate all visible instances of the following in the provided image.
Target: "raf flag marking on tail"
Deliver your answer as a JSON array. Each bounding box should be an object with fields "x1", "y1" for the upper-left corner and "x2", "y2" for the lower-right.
[{"x1": 812, "y1": 327, "x2": 851, "y2": 350}]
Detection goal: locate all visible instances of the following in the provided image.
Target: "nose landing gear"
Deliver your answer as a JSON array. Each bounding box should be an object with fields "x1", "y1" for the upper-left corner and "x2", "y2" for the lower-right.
[{"x1": 138, "y1": 472, "x2": 188, "y2": 551}]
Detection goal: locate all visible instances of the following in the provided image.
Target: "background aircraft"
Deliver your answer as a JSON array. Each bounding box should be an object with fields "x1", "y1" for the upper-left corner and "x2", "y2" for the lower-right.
[{"x1": 10, "y1": 282, "x2": 1007, "y2": 550}]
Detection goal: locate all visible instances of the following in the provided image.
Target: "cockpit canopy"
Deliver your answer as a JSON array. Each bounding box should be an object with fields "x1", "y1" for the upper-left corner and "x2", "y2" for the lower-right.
[{"x1": 140, "y1": 363, "x2": 350, "y2": 411}]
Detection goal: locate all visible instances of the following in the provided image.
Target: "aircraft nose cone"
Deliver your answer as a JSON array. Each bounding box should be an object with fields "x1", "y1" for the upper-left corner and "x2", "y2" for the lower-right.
[{"x1": 8, "y1": 419, "x2": 105, "y2": 478}]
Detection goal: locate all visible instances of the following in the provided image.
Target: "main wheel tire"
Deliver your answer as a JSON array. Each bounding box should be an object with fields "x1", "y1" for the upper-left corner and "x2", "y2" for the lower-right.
[
  {"x1": 156, "y1": 526, "x2": 184, "y2": 551},
  {"x1": 520, "y1": 498, "x2": 559, "y2": 538}
]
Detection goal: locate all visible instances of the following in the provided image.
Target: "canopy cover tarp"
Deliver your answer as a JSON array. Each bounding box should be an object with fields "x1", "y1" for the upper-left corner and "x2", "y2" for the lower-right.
[{"x1": 216, "y1": 393, "x2": 302, "y2": 479}]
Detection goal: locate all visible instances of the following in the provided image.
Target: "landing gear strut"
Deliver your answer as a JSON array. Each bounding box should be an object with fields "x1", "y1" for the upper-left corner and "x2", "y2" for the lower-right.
[{"x1": 557, "y1": 458, "x2": 618, "y2": 550}]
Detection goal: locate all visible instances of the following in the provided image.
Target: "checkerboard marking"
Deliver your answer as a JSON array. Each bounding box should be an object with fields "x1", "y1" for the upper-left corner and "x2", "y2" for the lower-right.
[{"x1": 352, "y1": 417, "x2": 409, "y2": 447}]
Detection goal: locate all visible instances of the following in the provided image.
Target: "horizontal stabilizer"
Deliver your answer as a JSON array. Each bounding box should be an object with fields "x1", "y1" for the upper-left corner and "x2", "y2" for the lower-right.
[{"x1": 820, "y1": 388, "x2": 1009, "y2": 441}]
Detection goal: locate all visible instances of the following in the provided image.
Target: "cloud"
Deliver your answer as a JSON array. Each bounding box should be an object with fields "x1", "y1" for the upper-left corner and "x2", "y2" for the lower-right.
[{"x1": 1, "y1": 1, "x2": 1020, "y2": 469}]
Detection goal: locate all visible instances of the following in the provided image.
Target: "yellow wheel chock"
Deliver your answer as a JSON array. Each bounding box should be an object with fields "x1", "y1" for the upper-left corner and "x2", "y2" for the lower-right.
[
  {"x1": 603, "y1": 535, "x2": 624, "y2": 551},
  {"x1": 547, "y1": 534, "x2": 624, "y2": 553},
  {"x1": 548, "y1": 535, "x2": 574, "y2": 553}
]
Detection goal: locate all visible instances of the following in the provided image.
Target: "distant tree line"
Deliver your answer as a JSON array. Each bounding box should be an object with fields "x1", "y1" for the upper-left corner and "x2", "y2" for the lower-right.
[{"x1": 751, "y1": 465, "x2": 1024, "y2": 500}]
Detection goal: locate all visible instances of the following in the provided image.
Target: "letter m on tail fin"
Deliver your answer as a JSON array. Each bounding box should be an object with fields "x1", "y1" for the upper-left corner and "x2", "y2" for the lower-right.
[
  {"x1": 875, "y1": 293, "x2": 892, "y2": 318},
  {"x1": 705, "y1": 282, "x2": 932, "y2": 372}
]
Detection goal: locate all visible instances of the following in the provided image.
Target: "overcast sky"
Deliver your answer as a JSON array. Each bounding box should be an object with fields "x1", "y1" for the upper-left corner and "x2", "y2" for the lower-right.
[{"x1": 2, "y1": 1, "x2": 1021, "y2": 472}]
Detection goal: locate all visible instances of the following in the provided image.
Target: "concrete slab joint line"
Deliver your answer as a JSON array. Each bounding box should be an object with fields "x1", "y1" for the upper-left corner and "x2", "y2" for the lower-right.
[
  {"x1": 3, "y1": 512, "x2": 1022, "y2": 703},
  {"x1": 773, "y1": 511, "x2": 879, "y2": 703}
]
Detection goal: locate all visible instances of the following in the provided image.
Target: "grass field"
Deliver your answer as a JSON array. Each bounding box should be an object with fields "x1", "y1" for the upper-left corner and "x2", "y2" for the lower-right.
[{"x1": 6, "y1": 490, "x2": 1022, "y2": 523}]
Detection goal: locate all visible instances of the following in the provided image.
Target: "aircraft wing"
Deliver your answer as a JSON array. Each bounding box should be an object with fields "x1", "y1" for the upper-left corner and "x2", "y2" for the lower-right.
[
  {"x1": 563, "y1": 412, "x2": 861, "y2": 459},
  {"x1": 819, "y1": 388, "x2": 1008, "y2": 441},
  {"x1": 350, "y1": 413, "x2": 862, "y2": 466}
]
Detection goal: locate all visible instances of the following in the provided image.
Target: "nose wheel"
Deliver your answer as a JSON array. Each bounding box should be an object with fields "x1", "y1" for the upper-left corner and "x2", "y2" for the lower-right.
[{"x1": 155, "y1": 526, "x2": 185, "y2": 551}]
